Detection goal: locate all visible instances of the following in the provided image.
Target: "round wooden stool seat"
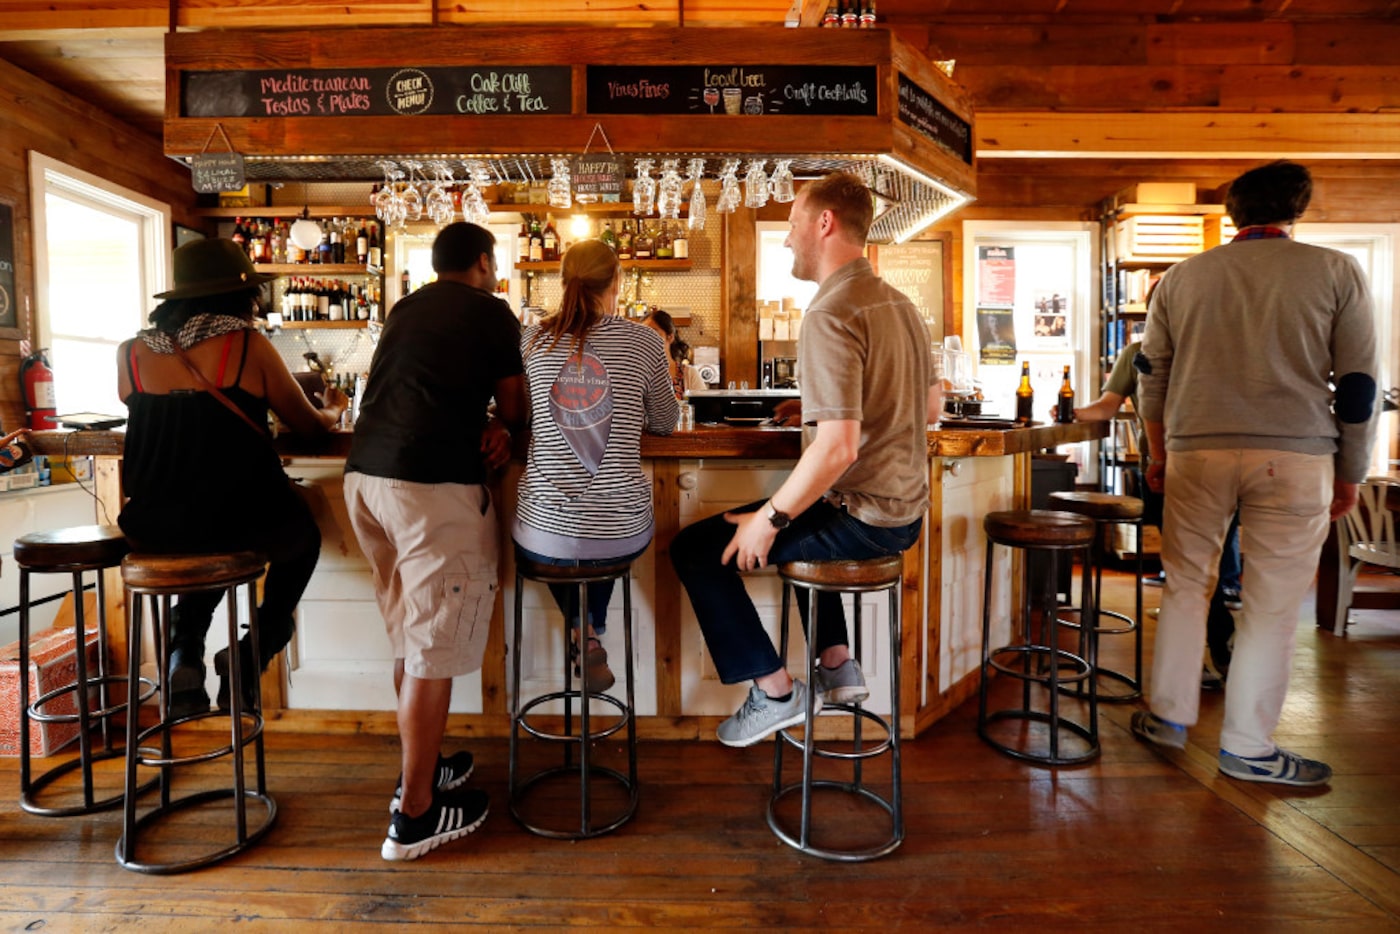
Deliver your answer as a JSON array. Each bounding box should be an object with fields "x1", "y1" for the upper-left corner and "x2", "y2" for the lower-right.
[
  {"x1": 777, "y1": 555, "x2": 903, "y2": 589},
  {"x1": 120, "y1": 551, "x2": 266, "y2": 593},
  {"x1": 14, "y1": 525, "x2": 128, "y2": 571},
  {"x1": 1048, "y1": 491, "x2": 1144, "y2": 522},
  {"x1": 983, "y1": 510, "x2": 1095, "y2": 550},
  {"x1": 517, "y1": 557, "x2": 633, "y2": 583}
]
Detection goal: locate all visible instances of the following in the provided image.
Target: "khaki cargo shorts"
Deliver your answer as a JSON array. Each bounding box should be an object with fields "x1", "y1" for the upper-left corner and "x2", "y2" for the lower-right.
[{"x1": 345, "y1": 472, "x2": 498, "y2": 680}]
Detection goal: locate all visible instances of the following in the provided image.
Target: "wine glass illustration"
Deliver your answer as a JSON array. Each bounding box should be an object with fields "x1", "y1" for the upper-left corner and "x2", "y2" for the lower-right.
[{"x1": 703, "y1": 87, "x2": 719, "y2": 114}]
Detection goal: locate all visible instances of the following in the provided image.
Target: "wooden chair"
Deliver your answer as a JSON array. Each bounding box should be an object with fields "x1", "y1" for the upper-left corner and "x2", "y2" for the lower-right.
[{"x1": 1333, "y1": 476, "x2": 1400, "y2": 635}]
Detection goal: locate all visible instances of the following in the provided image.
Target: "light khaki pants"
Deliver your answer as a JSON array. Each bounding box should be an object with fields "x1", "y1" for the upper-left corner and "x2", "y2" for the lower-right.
[{"x1": 1150, "y1": 449, "x2": 1331, "y2": 757}]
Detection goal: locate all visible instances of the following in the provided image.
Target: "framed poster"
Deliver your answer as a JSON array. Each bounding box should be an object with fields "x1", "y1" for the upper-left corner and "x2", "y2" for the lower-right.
[
  {"x1": 0, "y1": 198, "x2": 22, "y2": 337},
  {"x1": 872, "y1": 232, "x2": 952, "y2": 339}
]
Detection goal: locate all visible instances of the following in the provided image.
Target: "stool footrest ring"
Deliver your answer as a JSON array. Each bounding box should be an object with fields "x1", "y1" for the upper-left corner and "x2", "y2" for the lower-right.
[
  {"x1": 767, "y1": 780, "x2": 901, "y2": 862},
  {"x1": 21, "y1": 749, "x2": 159, "y2": 817},
  {"x1": 986, "y1": 645, "x2": 1092, "y2": 685},
  {"x1": 776, "y1": 706, "x2": 893, "y2": 762},
  {"x1": 978, "y1": 709, "x2": 1099, "y2": 766},
  {"x1": 509, "y1": 764, "x2": 639, "y2": 840},
  {"x1": 133, "y1": 712, "x2": 265, "y2": 769},
  {"x1": 516, "y1": 691, "x2": 630, "y2": 744},
  {"x1": 115, "y1": 788, "x2": 277, "y2": 875},
  {"x1": 29, "y1": 674, "x2": 157, "y2": 724}
]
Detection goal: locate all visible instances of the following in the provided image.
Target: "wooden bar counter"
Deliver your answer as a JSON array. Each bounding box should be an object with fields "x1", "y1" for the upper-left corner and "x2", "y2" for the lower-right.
[{"x1": 29, "y1": 419, "x2": 1104, "y2": 739}]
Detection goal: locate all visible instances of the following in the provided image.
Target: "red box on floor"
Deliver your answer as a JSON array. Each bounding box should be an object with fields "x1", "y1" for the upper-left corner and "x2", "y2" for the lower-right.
[{"x1": 0, "y1": 626, "x2": 101, "y2": 757}]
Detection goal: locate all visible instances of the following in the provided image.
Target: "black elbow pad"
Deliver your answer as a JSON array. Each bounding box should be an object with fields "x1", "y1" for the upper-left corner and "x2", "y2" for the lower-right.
[
  {"x1": 1132, "y1": 351, "x2": 1151, "y2": 375},
  {"x1": 1334, "y1": 372, "x2": 1376, "y2": 424}
]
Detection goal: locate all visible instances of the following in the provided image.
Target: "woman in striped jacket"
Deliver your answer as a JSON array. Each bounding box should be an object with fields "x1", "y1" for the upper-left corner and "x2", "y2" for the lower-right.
[{"x1": 513, "y1": 238, "x2": 679, "y2": 689}]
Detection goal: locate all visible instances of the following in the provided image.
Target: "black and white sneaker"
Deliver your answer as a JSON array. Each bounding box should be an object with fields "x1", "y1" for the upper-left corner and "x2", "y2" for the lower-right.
[
  {"x1": 381, "y1": 788, "x2": 489, "y2": 861},
  {"x1": 389, "y1": 751, "x2": 475, "y2": 814}
]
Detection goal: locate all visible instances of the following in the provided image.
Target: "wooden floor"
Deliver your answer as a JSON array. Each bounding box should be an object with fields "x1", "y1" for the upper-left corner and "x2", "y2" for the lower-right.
[{"x1": 3, "y1": 568, "x2": 1399, "y2": 931}]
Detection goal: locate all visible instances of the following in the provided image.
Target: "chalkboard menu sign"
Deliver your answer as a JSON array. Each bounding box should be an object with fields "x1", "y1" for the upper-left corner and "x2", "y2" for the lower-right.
[
  {"x1": 896, "y1": 73, "x2": 972, "y2": 165},
  {"x1": 182, "y1": 66, "x2": 572, "y2": 118},
  {"x1": 586, "y1": 66, "x2": 877, "y2": 116},
  {"x1": 190, "y1": 152, "x2": 247, "y2": 193},
  {"x1": 876, "y1": 238, "x2": 946, "y2": 335},
  {"x1": 0, "y1": 202, "x2": 16, "y2": 331},
  {"x1": 572, "y1": 156, "x2": 624, "y2": 201}
]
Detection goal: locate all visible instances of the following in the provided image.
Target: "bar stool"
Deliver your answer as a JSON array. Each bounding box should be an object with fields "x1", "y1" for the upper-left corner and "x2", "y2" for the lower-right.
[
  {"x1": 15, "y1": 525, "x2": 155, "y2": 816},
  {"x1": 769, "y1": 555, "x2": 904, "y2": 862},
  {"x1": 1049, "y1": 491, "x2": 1145, "y2": 701},
  {"x1": 117, "y1": 551, "x2": 275, "y2": 873},
  {"x1": 509, "y1": 557, "x2": 638, "y2": 839},
  {"x1": 978, "y1": 510, "x2": 1099, "y2": 765}
]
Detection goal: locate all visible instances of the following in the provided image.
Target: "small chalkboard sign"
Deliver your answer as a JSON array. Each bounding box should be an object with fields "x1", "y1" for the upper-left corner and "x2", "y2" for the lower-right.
[
  {"x1": 190, "y1": 152, "x2": 247, "y2": 193},
  {"x1": 0, "y1": 201, "x2": 17, "y2": 332},
  {"x1": 896, "y1": 74, "x2": 972, "y2": 165},
  {"x1": 572, "y1": 156, "x2": 624, "y2": 201}
]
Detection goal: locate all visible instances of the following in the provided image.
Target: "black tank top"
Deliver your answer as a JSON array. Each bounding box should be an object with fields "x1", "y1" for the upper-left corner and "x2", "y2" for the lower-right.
[{"x1": 118, "y1": 332, "x2": 295, "y2": 551}]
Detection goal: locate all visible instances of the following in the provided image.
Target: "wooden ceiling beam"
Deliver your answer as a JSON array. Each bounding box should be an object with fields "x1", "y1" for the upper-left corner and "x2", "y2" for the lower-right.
[{"x1": 977, "y1": 111, "x2": 1400, "y2": 160}]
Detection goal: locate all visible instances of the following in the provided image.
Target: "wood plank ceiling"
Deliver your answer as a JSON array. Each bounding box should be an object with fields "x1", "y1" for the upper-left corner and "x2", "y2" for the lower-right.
[{"x1": 1, "y1": 0, "x2": 1398, "y2": 210}]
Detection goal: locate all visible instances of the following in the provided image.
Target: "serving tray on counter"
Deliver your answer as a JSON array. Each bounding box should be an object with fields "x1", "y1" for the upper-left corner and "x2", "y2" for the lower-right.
[{"x1": 938, "y1": 417, "x2": 1026, "y2": 430}]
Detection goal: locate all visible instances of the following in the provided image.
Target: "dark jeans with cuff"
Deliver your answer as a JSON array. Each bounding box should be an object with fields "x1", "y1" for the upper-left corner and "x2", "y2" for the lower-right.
[{"x1": 671, "y1": 498, "x2": 921, "y2": 685}]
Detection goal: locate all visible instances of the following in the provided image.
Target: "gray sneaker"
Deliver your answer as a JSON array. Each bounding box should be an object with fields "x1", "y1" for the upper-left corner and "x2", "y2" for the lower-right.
[
  {"x1": 813, "y1": 659, "x2": 870, "y2": 704},
  {"x1": 1218, "y1": 748, "x2": 1332, "y2": 787},
  {"x1": 1131, "y1": 710, "x2": 1187, "y2": 750},
  {"x1": 716, "y1": 680, "x2": 820, "y2": 748}
]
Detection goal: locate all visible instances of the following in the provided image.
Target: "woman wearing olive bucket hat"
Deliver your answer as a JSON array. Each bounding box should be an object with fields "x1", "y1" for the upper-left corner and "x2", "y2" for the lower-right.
[{"x1": 117, "y1": 238, "x2": 348, "y2": 718}]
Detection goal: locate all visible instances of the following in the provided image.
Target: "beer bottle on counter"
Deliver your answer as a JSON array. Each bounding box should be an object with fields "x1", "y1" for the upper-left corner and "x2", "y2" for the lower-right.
[
  {"x1": 1056, "y1": 365, "x2": 1075, "y2": 423},
  {"x1": 1015, "y1": 360, "x2": 1035, "y2": 424}
]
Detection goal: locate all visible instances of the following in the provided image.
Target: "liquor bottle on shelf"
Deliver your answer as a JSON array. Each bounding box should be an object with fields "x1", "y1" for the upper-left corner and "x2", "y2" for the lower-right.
[
  {"x1": 517, "y1": 220, "x2": 531, "y2": 263},
  {"x1": 231, "y1": 217, "x2": 247, "y2": 253},
  {"x1": 367, "y1": 223, "x2": 382, "y2": 269},
  {"x1": 633, "y1": 222, "x2": 653, "y2": 260},
  {"x1": 617, "y1": 220, "x2": 634, "y2": 260},
  {"x1": 329, "y1": 219, "x2": 344, "y2": 264},
  {"x1": 528, "y1": 218, "x2": 544, "y2": 262},
  {"x1": 356, "y1": 223, "x2": 368, "y2": 265},
  {"x1": 1015, "y1": 360, "x2": 1035, "y2": 425},
  {"x1": 841, "y1": 0, "x2": 859, "y2": 28},
  {"x1": 821, "y1": 3, "x2": 839, "y2": 27},
  {"x1": 1056, "y1": 365, "x2": 1075, "y2": 423},
  {"x1": 860, "y1": 0, "x2": 877, "y2": 29},
  {"x1": 655, "y1": 222, "x2": 673, "y2": 259},
  {"x1": 269, "y1": 221, "x2": 284, "y2": 264},
  {"x1": 542, "y1": 214, "x2": 559, "y2": 262},
  {"x1": 600, "y1": 220, "x2": 618, "y2": 252},
  {"x1": 315, "y1": 222, "x2": 332, "y2": 265},
  {"x1": 672, "y1": 223, "x2": 689, "y2": 260}
]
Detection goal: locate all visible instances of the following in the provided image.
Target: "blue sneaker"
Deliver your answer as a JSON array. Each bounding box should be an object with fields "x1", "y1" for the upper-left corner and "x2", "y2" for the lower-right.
[{"x1": 1218, "y1": 748, "x2": 1331, "y2": 787}]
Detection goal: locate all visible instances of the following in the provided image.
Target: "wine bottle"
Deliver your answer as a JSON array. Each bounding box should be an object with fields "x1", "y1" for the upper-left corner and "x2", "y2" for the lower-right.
[
  {"x1": 1015, "y1": 360, "x2": 1035, "y2": 425},
  {"x1": 542, "y1": 214, "x2": 559, "y2": 262},
  {"x1": 1056, "y1": 365, "x2": 1075, "y2": 423},
  {"x1": 356, "y1": 223, "x2": 369, "y2": 265},
  {"x1": 528, "y1": 218, "x2": 544, "y2": 262},
  {"x1": 367, "y1": 223, "x2": 382, "y2": 269}
]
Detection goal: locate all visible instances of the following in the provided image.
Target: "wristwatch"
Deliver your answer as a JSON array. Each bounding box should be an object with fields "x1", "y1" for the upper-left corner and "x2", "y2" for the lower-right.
[{"x1": 766, "y1": 501, "x2": 791, "y2": 530}]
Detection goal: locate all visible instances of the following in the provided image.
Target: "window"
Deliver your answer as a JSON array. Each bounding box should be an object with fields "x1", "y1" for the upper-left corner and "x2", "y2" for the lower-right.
[{"x1": 29, "y1": 153, "x2": 170, "y2": 417}]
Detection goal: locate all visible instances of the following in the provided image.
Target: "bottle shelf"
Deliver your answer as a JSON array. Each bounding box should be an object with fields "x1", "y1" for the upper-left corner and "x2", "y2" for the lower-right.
[
  {"x1": 516, "y1": 259, "x2": 692, "y2": 271},
  {"x1": 204, "y1": 203, "x2": 688, "y2": 219},
  {"x1": 271, "y1": 319, "x2": 373, "y2": 330},
  {"x1": 255, "y1": 263, "x2": 378, "y2": 275}
]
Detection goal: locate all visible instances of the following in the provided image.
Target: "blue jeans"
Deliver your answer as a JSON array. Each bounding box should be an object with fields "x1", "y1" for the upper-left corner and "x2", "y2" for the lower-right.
[
  {"x1": 671, "y1": 499, "x2": 922, "y2": 684},
  {"x1": 514, "y1": 544, "x2": 649, "y2": 637}
]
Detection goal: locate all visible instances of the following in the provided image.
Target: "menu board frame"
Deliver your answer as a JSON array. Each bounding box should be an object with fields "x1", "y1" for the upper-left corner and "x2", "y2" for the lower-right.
[
  {"x1": 585, "y1": 65, "x2": 879, "y2": 117},
  {"x1": 0, "y1": 199, "x2": 20, "y2": 336},
  {"x1": 872, "y1": 233, "x2": 951, "y2": 339}
]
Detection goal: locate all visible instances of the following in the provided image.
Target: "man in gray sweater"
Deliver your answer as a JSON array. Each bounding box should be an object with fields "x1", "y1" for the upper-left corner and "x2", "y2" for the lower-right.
[{"x1": 1132, "y1": 160, "x2": 1379, "y2": 786}]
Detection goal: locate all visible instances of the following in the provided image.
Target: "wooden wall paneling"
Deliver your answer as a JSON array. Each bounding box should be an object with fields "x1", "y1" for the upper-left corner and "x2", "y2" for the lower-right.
[
  {"x1": 1290, "y1": 21, "x2": 1400, "y2": 64},
  {"x1": 650, "y1": 459, "x2": 683, "y2": 718},
  {"x1": 180, "y1": 0, "x2": 437, "y2": 29},
  {"x1": 1145, "y1": 22, "x2": 1295, "y2": 65},
  {"x1": 1219, "y1": 65, "x2": 1400, "y2": 111},
  {"x1": 721, "y1": 211, "x2": 758, "y2": 387},
  {"x1": 953, "y1": 65, "x2": 1227, "y2": 111},
  {"x1": 920, "y1": 22, "x2": 1156, "y2": 67}
]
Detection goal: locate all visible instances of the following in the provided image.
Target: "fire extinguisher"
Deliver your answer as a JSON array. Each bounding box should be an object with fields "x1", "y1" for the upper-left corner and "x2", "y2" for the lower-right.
[{"x1": 20, "y1": 348, "x2": 57, "y2": 430}]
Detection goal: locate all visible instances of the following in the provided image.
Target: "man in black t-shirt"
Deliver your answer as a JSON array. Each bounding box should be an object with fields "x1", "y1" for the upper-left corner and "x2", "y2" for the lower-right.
[{"x1": 345, "y1": 223, "x2": 526, "y2": 861}]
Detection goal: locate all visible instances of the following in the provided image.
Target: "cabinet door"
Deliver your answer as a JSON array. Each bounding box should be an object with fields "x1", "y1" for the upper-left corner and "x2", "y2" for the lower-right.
[{"x1": 938, "y1": 456, "x2": 1014, "y2": 690}]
